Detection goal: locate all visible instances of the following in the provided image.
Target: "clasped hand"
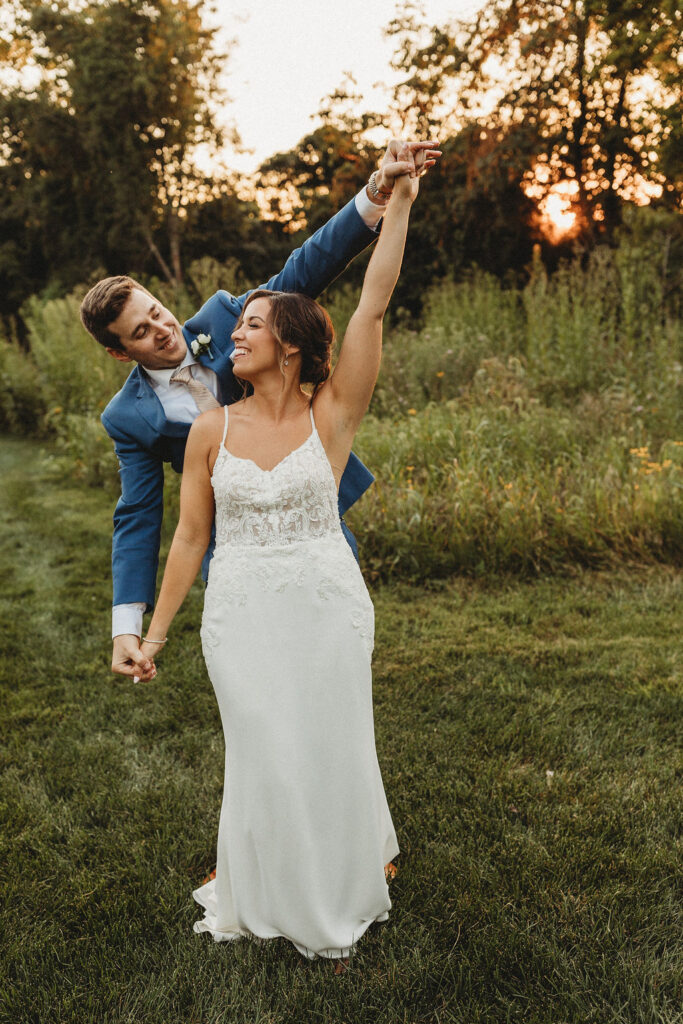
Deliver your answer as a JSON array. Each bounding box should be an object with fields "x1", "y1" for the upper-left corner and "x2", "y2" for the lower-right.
[
  {"x1": 375, "y1": 139, "x2": 442, "y2": 197},
  {"x1": 111, "y1": 632, "x2": 158, "y2": 683}
]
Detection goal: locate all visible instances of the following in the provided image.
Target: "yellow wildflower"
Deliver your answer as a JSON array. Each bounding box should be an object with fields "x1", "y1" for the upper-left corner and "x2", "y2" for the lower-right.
[
  {"x1": 408, "y1": 408, "x2": 417, "y2": 415},
  {"x1": 436, "y1": 371, "x2": 445, "y2": 378}
]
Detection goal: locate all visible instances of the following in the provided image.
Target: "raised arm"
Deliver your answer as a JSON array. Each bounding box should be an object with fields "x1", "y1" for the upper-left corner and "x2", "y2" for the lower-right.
[
  {"x1": 136, "y1": 414, "x2": 217, "y2": 678},
  {"x1": 244, "y1": 141, "x2": 442, "y2": 303},
  {"x1": 315, "y1": 164, "x2": 419, "y2": 454}
]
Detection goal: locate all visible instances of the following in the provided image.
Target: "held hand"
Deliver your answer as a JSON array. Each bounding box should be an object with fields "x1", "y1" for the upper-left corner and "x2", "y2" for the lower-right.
[
  {"x1": 375, "y1": 139, "x2": 442, "y2": 194},
  {"x1": 139, "y1": 640, "x2": 163, "y2": 680},
  {"x1": 112, "y1": 633, "x2": 157, "y2": 682},
  {"x1": 392, "y1": 166, "x2": 420, "y2": 202}
]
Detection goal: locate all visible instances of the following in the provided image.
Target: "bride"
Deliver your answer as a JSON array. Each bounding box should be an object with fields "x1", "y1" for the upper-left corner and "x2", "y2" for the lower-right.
[{"x1": 138, "y1": 147, "x2": 434, "y2": 961}]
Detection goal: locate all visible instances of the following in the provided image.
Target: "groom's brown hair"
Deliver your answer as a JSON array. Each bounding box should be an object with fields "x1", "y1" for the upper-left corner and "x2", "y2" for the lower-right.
[{"x1": 80, "y1": 275, "x2": 156, "y2": 352}]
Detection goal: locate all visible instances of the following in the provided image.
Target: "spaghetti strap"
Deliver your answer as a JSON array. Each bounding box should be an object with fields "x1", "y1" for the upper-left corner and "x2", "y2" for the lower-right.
[
  {"x1": 220, "y1": 404, "x2": 229, "y2": 446},
  {"x1": 308, "y1": 402, "x2": 315, "y2": 431}
]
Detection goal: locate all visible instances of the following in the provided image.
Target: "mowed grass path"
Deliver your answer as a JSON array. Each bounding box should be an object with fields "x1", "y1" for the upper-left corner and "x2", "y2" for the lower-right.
[{"x1": 1, "y1": 437, "x2": 681, "y2": 1024}]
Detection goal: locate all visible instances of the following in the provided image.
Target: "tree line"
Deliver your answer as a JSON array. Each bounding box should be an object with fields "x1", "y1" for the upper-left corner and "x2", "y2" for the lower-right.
[{"x1": 1, "y1": 0, "x2": 680, "y2": 330}]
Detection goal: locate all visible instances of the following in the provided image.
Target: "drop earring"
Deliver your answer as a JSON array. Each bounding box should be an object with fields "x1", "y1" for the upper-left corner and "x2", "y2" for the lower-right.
[{"x1": 284, "y1": 353, "x2": 289, "y2": 366}]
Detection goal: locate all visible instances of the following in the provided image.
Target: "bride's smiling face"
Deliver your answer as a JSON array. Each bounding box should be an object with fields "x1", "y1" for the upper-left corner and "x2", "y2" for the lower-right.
[{"x1": 230, "y1": 298, "x2": 282, "y2": 378}]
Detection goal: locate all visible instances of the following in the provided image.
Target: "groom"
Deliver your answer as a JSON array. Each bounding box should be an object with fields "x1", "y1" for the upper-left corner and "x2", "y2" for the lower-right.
[{"x1": 81, "y1": 140, "x2": 438, "y2": 681}]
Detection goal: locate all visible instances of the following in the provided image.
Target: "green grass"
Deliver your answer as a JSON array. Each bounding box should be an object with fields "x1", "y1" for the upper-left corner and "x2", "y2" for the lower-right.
[{"x1": 1, "y1": 437, "x2": 681, "y2": 1024}]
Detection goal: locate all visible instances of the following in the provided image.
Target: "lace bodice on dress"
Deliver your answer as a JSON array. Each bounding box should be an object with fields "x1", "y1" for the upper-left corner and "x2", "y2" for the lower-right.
[{"x1": 211, "y1": 405, "x2": 341, "y2": 549}]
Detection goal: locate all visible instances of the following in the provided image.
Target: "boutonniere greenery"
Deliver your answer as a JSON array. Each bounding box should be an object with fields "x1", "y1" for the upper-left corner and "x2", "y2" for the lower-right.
[{"x1": 190, "y1": 333, "x2": 213, "y2": 359}]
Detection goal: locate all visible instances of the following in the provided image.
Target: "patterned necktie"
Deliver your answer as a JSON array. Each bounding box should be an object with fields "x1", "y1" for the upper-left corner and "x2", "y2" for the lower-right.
[{"x1": 170, "y1": 365, "x2": 220, "y2": 414}]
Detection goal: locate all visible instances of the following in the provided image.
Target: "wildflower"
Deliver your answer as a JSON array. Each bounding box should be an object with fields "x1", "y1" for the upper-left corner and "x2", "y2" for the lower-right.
[
  {"x1": 406, "y1": 466, "x2": 414, "y2": 472},
  {"x1": 408, "y1": 408, "x2": 417, "y2": 415},
  {"x1": 662, "y1": 459, "x2": 672, "y2": 469},
  {"x1": 436, "y1": 371, "x2": 445, "y2": 378}
]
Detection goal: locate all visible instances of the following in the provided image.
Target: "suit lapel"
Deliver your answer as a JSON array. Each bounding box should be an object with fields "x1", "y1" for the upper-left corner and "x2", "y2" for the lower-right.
[
  {"x1": 196, "y1": 337, "x2": 233, "y2": 372},
  {"x1": 196, "y1": 337, "x2": 237, "y2": 405},
  {"x1": 133, "y1": 367, "x2": 189, "y2": 438}
]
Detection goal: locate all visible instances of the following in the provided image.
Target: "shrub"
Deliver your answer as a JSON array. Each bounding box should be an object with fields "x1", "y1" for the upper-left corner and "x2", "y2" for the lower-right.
[
  {"x1": 0, "y1": 338, "x2": 48, "y2": 435},
  {"x1": 22, "y1": 289, "x2": 130, "y2": 416},
  {"x1": 347, "y1": 395, "x2": 683, "y2": 580},
  {"x1": 3, "y1": 236, "x2": 681, "y2": 580}
]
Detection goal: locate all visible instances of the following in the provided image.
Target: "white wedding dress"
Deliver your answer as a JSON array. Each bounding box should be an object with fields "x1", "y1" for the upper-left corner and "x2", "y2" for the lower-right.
[{"x1": 193, "y1": 404, "x2": 398, "y2": 959}]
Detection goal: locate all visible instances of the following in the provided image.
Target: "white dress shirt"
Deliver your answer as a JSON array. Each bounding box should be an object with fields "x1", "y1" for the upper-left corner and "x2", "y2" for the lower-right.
[
  {"x1": 113, "y1": 187, "x2": 386, "y2": 638},
  {"x1": 144, "y1": 348, "x2": 220, "y2": 422}
]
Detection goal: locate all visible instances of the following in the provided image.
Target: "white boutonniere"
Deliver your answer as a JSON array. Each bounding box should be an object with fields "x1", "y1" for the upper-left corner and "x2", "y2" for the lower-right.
[{"x1": 190, "y1": 333, "x2": 213, "y2": 359}]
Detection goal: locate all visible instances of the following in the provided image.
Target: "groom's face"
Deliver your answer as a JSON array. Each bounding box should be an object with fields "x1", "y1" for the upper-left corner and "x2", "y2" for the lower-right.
[{"x1": 106, "y1": 288, "x2": 187, "y2": 370}]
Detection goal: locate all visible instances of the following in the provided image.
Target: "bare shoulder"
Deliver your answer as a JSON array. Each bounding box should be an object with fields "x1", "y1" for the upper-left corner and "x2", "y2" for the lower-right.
[
  {"x1": 187, "y1": 407, "x2": 225, "y2": 457},
  {"x1": 191, "y1": 406, "x2": 225, "y2": 439}
]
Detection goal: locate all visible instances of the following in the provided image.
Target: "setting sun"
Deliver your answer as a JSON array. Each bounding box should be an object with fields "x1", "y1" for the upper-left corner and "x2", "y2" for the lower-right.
[
  {"x1": 523, "y1": 167, "x2": 583, "y2": 243},
  {"x1": 543, "y1": 184, "x2": 577, "y2": 233},
  {"x1": 539, "y1": 181, "x2": 579, "y2": 242}
]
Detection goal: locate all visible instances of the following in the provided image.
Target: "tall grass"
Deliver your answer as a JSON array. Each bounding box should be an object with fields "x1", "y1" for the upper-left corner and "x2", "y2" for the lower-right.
[
  {"x1": 1, "y1": 231, "x2": 681, "y2": 576},
  {"x1": 350, "y1": 395, "x2": 683, "y2": 579},
  {"x1": 371, "y1": 244, "x2": 680, "y2": 426}
]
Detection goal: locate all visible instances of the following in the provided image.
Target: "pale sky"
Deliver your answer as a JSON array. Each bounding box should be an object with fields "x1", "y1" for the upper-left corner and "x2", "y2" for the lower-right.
[{"x1": 211, "y1": 0, "x2": 483, "y2": 174}]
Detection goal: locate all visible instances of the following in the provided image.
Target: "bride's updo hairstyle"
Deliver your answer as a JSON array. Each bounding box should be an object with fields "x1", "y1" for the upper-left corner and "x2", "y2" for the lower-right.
[{"x1": 239, "y1": 289, "x2": 334, "y2": 394}]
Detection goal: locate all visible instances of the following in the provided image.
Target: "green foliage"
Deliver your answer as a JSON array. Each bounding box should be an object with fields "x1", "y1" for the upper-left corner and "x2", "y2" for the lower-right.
[
  {"x1": 0, "y1": 336, "x2": 47, "y2": 436},
  {"x1": 46, "y1": 412, "x2": 122, "y2": 489},
  {"x1": 21, "y1": 290, "x2": 130, "y2": 415},
  {"x1": 148, "y1": 256, "x2": 246, "y2": 324},
  {"x1": 350, "y1": 396, "x2": 682, "y2": 580},
  {"x1": 0, "y1": 0, "x2": 236, "y2": 311},
  {"x1": 0, "y1": 448, "x2": 681, "y2": 1022},
  {"x1": 2, "y1": 229, "x2": 681, "y2": 580},
  {"x1": 393, "y1": 0, "x2": 682, "y2": 220}
]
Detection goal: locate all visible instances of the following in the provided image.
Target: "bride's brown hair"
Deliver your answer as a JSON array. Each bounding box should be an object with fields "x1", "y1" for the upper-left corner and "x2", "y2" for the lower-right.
[{"x1": 237, "y1": 289, "x2": 334, "y2": 395}]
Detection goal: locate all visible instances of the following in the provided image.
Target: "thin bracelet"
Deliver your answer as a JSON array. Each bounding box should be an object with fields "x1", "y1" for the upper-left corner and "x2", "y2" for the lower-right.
[{"x1": 142, "y1": 636, "x2": 167, "y2": 645}]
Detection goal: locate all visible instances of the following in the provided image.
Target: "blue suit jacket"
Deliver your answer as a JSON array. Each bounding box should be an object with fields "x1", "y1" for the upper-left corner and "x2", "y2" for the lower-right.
[{"x1": 101, "y1": 196, "x2": 376, "y2": 611}]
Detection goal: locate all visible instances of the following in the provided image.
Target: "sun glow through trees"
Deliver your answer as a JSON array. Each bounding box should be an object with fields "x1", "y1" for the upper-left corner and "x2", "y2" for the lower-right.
[{"x1": 540, "y1": 181, "x2": 579, "y2": 242}]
